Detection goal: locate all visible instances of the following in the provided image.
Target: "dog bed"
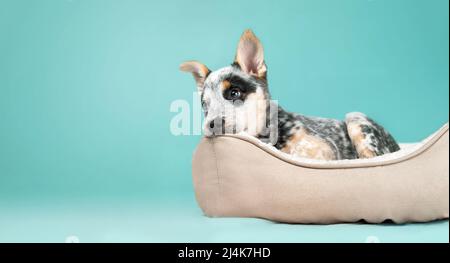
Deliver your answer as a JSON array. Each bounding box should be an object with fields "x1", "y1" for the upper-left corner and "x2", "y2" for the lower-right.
[{"x1": 192, "y1": 123, "x2": 449, "y2": 224}]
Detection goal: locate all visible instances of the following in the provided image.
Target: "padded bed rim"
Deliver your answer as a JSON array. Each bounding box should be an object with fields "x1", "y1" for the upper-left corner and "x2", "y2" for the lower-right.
[{"x1": 211, "y1": 122, "x2": 449, "y2": 169}]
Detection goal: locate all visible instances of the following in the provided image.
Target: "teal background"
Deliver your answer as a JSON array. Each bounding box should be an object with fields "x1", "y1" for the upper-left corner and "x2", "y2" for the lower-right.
[{"x1": 0, "y1": 0, "x2": 448, "y2": 242}]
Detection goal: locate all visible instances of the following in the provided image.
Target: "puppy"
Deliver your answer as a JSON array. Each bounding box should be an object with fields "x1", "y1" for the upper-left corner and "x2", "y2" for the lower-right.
[{"x1": 180, "y1": 30, "x2": 400, "y2": 160}]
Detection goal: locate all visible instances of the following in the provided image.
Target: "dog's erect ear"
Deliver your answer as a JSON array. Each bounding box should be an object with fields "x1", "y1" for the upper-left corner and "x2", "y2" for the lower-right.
[
  {"x1": 234, "y1": 29, "x2": 267, "y2": 79},
  {"x1": 180, "y1": 61, "x2": 211, "y2": 91}
]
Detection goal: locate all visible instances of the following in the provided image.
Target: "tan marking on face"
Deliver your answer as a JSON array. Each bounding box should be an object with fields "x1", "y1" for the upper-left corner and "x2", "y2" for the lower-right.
[
  {"x1": 281, "y1": 128, "x2": 336, "y2": 160},
  {"x1": 347, "y1": 123, "x2": 376, "y2": 159},
  {"x1": 222, "y1": 80, "x2": 231, "y2": 92}
]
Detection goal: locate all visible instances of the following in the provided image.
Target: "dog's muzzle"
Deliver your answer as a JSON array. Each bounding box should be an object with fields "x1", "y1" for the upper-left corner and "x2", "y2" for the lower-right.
[{"x1": 205, "y1": 117, "x2": 226, "y2": 136}]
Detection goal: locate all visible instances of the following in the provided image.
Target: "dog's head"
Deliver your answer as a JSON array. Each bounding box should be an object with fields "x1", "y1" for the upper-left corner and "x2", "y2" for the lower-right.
[{"x1": 180, "y1": 30, "x2": 272, "y2": 137}]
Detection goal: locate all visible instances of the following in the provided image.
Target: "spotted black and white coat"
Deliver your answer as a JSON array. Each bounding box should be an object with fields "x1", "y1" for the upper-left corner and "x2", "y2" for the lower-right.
[{"x1": 181, "y1": 30, "x2": 400, "y2": 160}]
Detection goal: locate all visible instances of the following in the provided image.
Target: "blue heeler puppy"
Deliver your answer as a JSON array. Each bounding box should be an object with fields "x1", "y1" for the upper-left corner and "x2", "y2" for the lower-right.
[{"x1": 180, "y1": 30, "x2": 400, "y2": 160}]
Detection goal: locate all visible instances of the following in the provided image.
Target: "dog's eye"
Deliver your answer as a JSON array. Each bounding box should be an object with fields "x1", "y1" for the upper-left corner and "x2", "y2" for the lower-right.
[
  {"x1": 228, "y1": 88, "x2": 242, "y2": 101},
  {"x1": 230, "y1": 89, "x2": 241, "y2": 99}
]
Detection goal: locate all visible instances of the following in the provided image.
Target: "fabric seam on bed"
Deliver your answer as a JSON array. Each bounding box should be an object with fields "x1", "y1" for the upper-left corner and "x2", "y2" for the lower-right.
[{"x1": 210, "y1": 138, "x2": 222, "y2": 216}]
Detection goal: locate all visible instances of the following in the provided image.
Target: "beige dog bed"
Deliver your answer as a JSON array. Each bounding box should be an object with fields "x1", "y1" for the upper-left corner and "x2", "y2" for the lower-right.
[{"x1": 192, "y1": 123, "x2": 449, "y2": 224}]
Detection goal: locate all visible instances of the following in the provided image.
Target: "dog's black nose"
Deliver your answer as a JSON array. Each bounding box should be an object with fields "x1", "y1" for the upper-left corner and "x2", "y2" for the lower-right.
[{"x1": 208, "y1": 117, "x2": 225, "y2": 134}]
